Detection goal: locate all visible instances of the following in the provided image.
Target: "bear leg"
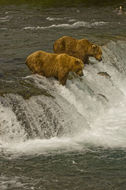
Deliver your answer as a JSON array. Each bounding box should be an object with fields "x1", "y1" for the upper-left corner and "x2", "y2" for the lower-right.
[
  {"x1": 58, "y1": 72, "x2": 68, "y2": 85},
  {"x1": 84, "y1": 56, "x2": 89, "y2": 64}
]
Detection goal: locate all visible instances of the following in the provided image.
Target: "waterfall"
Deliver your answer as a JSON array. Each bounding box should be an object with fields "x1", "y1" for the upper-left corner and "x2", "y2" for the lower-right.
[{"x1": 1, "y1": 40, "x2": 126, "y2": 156}]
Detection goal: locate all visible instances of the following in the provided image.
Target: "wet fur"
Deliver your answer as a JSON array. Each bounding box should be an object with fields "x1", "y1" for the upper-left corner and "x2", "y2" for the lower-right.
[
  {"x1": 53, "y1": 36, "x2": 102, "y2": 64},
  {"x1": 26, "y1": 50, "x2": 84, "y2": 85}
]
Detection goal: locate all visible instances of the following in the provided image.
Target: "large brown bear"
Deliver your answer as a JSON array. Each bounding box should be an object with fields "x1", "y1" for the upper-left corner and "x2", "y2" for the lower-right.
[
  {"x1": 53, "y1": 36, "x2": 102, "y2": 64},
  {"x1": 25, "y1": 50, "x2": 84, "y2": 85}
]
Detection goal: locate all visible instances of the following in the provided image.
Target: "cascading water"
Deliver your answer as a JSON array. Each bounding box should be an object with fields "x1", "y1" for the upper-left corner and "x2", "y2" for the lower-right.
[{"x1": 0, "y1": 40, "x2": 126, "y2": 156}]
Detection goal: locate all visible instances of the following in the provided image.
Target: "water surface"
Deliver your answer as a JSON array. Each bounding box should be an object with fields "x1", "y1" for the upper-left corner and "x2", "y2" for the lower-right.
[{"x1": 1, "y1": 2, "x2": 126, "y2": 190}]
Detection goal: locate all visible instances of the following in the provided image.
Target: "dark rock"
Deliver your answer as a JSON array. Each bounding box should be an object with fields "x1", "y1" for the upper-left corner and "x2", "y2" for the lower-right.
[
  {"x1": 97, "y1": 72, "x2": 111, "y2": 79},
  {"x1": 98, "y1": 93, "x2": 108, "y2": 102}
]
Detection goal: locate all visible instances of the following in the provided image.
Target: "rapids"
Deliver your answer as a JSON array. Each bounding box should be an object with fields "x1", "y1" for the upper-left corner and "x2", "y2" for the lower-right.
[
  {"x1": 1, "y1": 40, "x2": 126, "y2": 156},
  {"x1": 1, "y1": 2, "x2": 126, "y2": 189}
]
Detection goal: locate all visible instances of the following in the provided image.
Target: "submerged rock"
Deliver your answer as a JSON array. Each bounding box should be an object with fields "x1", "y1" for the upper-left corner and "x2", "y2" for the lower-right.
[
  {"x1": 0, "y1": 78, "x2": 54, "y2": 99},
  {"x1": 68, "y1": 72, "x2": 83, "y2": 82},
  {"x1": 97, "y1": 72, "x2": 111, "y2": 79},
  {"x1": 97, "y1": 93, "x2": 109, "y2": 102}
]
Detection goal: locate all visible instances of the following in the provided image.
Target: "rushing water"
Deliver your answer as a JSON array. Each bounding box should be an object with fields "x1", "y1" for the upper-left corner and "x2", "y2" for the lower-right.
[{"x1": 1, "y1": 2, "x2": 126, "y2": 190}]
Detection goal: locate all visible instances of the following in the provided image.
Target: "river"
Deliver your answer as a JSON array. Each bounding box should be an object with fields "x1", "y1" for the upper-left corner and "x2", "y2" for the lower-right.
[{"x1": 0, "y1": 1, "x2": 126, "y2": 189}]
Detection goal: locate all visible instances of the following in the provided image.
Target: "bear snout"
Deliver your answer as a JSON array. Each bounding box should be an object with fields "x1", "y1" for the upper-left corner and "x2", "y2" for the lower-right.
[
  {"x1": 95, "y1": 56, "x2": 102, "y2": 62},
  {"x1": 79, "y1": 72, "x2": 84, "y2": 77},
  {"x1": 98, "y1": 57, "x2": 102, "y2": 61},
  {"x1": 77, "y1": 70, "x2": 84, "y2": 77}
]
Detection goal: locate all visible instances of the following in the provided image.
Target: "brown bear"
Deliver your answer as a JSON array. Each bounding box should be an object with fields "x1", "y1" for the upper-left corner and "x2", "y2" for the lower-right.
[
  {"x1": 53, "y1": 36, "x2": 102, "y2": 64},
  {"x1": 25, "y1": 50, "x2": 84, "y2": 85}
]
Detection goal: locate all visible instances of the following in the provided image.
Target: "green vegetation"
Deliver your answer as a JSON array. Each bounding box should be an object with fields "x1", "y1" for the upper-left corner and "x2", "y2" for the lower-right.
[{"x1": 0, "y1": 0, "x2": 124, "y2": 7}]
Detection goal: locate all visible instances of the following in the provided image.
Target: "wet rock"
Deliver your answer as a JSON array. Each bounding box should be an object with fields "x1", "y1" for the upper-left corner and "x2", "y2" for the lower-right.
[
  {"x1": 0, "y1": 73, "x2": 3, "y2": 78},
  {"x1": 68, "y1": 72, "x2": 83, "y2": 82},
  {"x1": 98, "y1": 93, "x2": 108, "y2": 102},
  {"x1": 0, "y1": 78, "x2": 54, "y2": 99},
  {"x1": 97, "y1": 72, "x2": 111, "y2": 79}
]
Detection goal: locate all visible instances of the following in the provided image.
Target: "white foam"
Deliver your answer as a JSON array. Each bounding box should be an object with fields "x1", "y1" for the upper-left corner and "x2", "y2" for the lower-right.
[
  {"x1": 0, "y1": 102, "x2": 27, "y2": 143},
  {"x1": 23, "y1": 21, "x2": 108, "y2": 30},
  {"x1": 1, "y1": 100, "x2": 126, "y2": 157},
  {"x1": 1, "y1": 41, "x2": 126, "y2": 156},
  {"x1": 46, "y1": 17, "x2": 76, "y2": 23},
  {"x1": 0, "y1": 137, "x2": 84, "y2": 157},
  {"x1": 68, "y1": 19, "x2": 77, "y2": 22},
  {"x1": 0, "y1": 176, "x2": 24, "y2": 190},
  {"x1": 46, "y1": 16, "x2": 65, "y2": 21},
  {"x1": 0, "y1": 15, "x2": 10, "y2": 23}
]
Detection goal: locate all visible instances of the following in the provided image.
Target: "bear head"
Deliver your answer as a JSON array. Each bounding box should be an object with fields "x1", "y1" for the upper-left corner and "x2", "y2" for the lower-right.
[
  {"x1": 88, "y1": 44, "x2": 102, "y2": 61},
  {"x1": 72, "y1": 59, "x2": 84, "y2": 76}
]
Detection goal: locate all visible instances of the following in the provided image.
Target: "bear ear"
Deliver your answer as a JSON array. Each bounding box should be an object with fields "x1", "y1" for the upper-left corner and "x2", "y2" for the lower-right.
[
  {"x1": 92, "y1": 44, "x2": 97, "y2": 49},
  {"x1": 75, "y1": 60, "x2": 80, "y2": 65}
]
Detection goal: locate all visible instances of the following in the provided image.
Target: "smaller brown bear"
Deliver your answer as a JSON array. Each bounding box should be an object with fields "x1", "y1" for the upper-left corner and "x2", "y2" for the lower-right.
[
  {"x1": 25, "y1": 50, "x2": 84, "y2": 85},
  {"x1": 53, "y1": 36, "x2": 102, "y2": 64}
]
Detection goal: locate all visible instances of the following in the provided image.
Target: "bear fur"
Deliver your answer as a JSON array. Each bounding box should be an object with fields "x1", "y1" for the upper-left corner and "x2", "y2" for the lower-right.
[
  {"x1": 25, "y1": 50, "x2": 84, "y2": 85},
  {"x1": 53, "y1": 36, "x2": 102, "y2": 64}
]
